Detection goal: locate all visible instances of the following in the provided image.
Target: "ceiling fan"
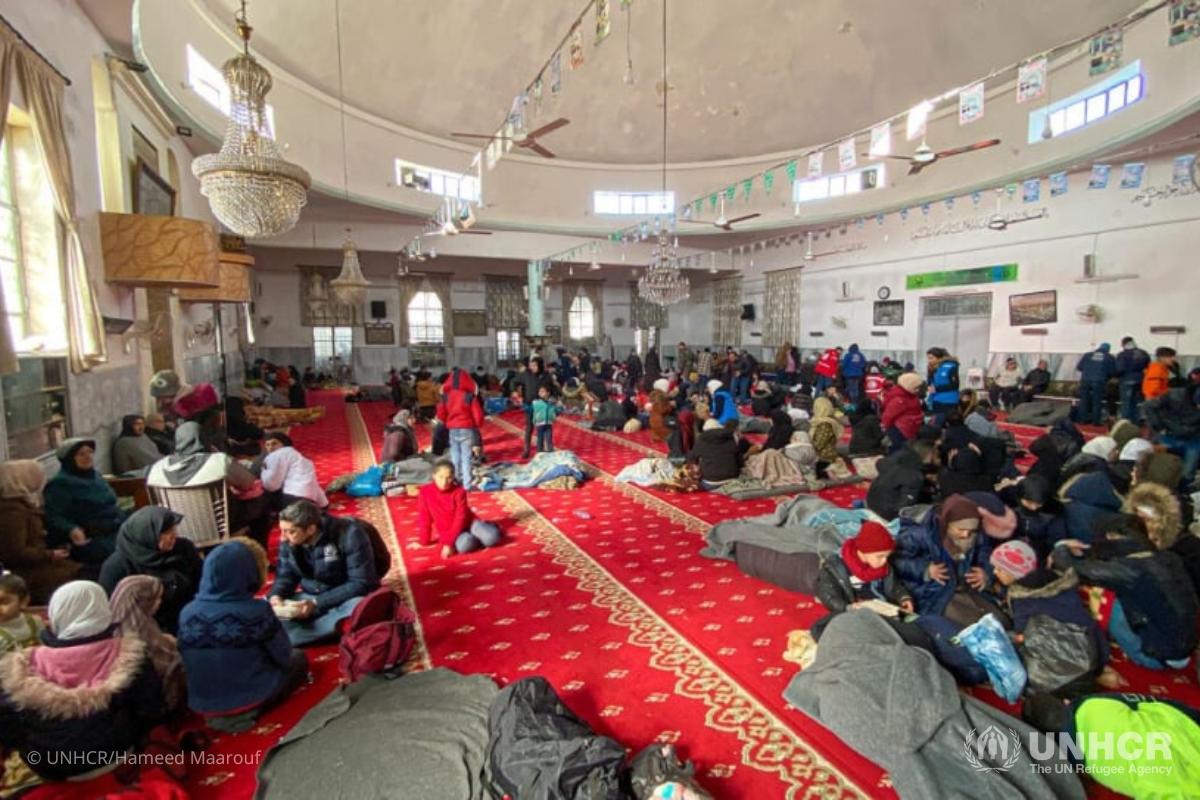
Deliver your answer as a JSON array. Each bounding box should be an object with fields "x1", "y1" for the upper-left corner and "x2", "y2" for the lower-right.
[
  {"x1": 450, "y1": 118, "x2": 570, "y2": 159},
  {"x1": 802, "y1": 230, "x2": 845, "y2": 261},
  {"x1": 871, "y1": 137, "x2": 1001, "y2": 175},
  {"x1": 426, "y1": 198, "x2": 494, "y2": 236},
  {"x1": 681, "y1": 195, "x2": 760, "y2": 231}
]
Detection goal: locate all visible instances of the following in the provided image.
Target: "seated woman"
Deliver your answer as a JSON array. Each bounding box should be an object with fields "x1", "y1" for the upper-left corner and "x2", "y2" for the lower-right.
[
  {"x1": 1052, "y1": 513, "x2": 1198, "y2": 671},
  {"x1": 98, "y1": 506, "x2": 203, "y2": 634},
  {"x1": 255, "y1": 431, "x2": 329, "y2": 511},
  {"x1": 111, "y1": 414, "x2": 163, "y2": 475},
  {"x1": 109, "y1": 575, "x2": 185, "y2": 710},
  {"x1": 417, "y1": 459, "x2": 502, "y2": 559},
  {"x1": 648, "y1": 380, "x2": 690, "y2": 458},
  {"x1": 809, "y1": 397, "x2": 847, "y2": 479},
  {"x1": 147, "y1": 421, "x2": 272, "y2": 549},
  {"x1": 688, "y1": 418, "x2": 743, "y2": 489},
  {"x1": 179, "y1": 540, "x2": 309, "y2": 733},
  {"x1": 0, "y1": 460, "x2": 79, "y2": 604},
  {"x1": 225, "y1": 396, "x2": 265, "y2": 457},
  {"x1": 380, "y1": 409, "x2": 419, "y2": 463},
  {"x1": 43, "y1": 438, "x2": 127, "y2": 566},
  {"x1": 814, "y1": 521, "x2": 914, "y2": 640},
  {"x1": 0, "y1": 581, "x2": 166, "y2": 781}
]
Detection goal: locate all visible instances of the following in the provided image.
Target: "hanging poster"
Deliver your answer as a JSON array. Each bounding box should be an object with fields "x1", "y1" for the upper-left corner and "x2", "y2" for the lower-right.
[
  {"x1": 1022, "y1": 178, "x2": 1041, "y2": 203},
  {"x1": 485, "y1": 139, "x2": 500, "y2": 171},
  {"x1": 1049, "y1": 171, "x2": 1069, "y2": 197},
  {"x1": 549, "y1": 51, "x2": 563, "y2": 95},
  {"x1": 1088, "y1": 164, "x2": 1111, "y2": 189},
  {"x1": 807, "y1": 151, "x2": 824, "y2": 179},
  {"x1": 906, "y1": 102, "x2": 931, "y2": 141},
  {"x1": 596, "y1": 0, "x2": 611, "y2": 44},
  {"x1": 569, "y1": 25, "x2": 585, "y2": 69},
  {"x1": 1172, "y1": 154, "x2": 1196, "y2": 183},
  {"x1": 838, "y1": 138, "x2": 857, "y2": 171},
  {"x1": 508, "y1": 93, "x2": 527, "y2": 133},
  {"x1": 869, "y1": 122, "x2": 891, "y2": 157},
  {"x1": 958, "y1": 83, "x2": 985, "y2": 124},
  {"x1": 1120, "y1": 162, "x2": 1145, "y2": 189},
  {"x1": 1089, "y1": 27, "x2": 1123, "y2": 76},
  {"x1": 1017, "y1": 56, "x2": 1048, "y2": 103},
  {"x1": 531, "y1": 78, "x2": 544, "y2": 117},
  {"x1": 1169, "y1": 0, "x2": 1200, "y2": 45}
]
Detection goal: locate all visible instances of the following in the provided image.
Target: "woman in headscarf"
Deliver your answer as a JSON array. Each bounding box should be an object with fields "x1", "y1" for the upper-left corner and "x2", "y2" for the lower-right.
[
  {"x1": 110, "y1": 414, "x2": 163, "y2": 475},
  {"x1": 0, "y1": 581, "x2": 166, "y2": 781},
  {"x1": 98, "y1": 506, "x2": 203, "y2": 634},
  {"x1": 147, "y1": 420, "x2": 271, "y2": 549},
  {"x1": 224, "y1": 395, "x2": 265, "y2": 457},
  {"x1": 109, "y1": 575, "x2": 185, "y2": 709},
  {"x1": 43, "y1": 438, "x2": 126, "y2": 566},
  {"x1": 809, "y1": 396, "x2": 846, "y2": 479},
  {"x1": 0, "y1": 461, "x2": 80, "y2": 604}
]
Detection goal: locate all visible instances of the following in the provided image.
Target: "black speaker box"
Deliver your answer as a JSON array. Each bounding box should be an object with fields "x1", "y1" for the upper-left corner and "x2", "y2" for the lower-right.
[
  {"x1": 370, "y1": 300, "x2": 387, "y2": 319},
  {"x1": 740, "y1": 303, "x2": 755, "y2": 321}
]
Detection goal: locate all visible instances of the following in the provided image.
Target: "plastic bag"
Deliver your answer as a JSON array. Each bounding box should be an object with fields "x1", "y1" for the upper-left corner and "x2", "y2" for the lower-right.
[
  {"x1": 628, "y1": 743, "x2": 713, "y2": 800},
  {"x1": 955, "y1": 613, "x2": 1027, "y2": 703},
  {"x1": 345, "y1": 465, "x2": 384, "y2": 497},
  {"x1": 1020, "y1": 614, "x2": 1100, "y2": 694}
]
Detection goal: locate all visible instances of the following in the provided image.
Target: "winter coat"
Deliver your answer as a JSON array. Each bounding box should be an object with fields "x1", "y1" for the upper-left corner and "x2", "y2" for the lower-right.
[
  {"x1": 1114, "y1": 346, "x2": 1150, "y2": 385},
  {"x1": 688, "y1": 426, "x2": 742, "y2": 483},
  {"x1": 1172, "y1": 533, "x2": 1200, "y2": 601},
  {"x1": 380, "y1": 424, "x2": 418, "y2": 463},
  {"x1": 1002, "y1": 569, "x2": 1108, "y2": 664},
  {"x1": 764, "y1": 407, "x2": 794, "y2": 451},
  {"x1": 269, "y1": 516, "x2": 381, "y2": 613},
  {"x1": 809, "y1": 398, "x2": 843, "y2": 463},
  {"x1": 893, "y1": 508, "x2": 994, "y2": 615},
  {"x1": 98, "y1": 509, "x2": 203, "y2": 634},
  {"x1": 1142, "y1": 362, "x2": 1173, "y2": 402},
  {"x1": 867, "y1": 448, "x2": 932, "y2": 522},
  {"x1": 437, "y1": 369, "x2": 484, "y2": 430},
  {"x1": 1076, "y1": 350, "x2": 1116, "y2": 384},
  {"x1": 415, "y1": 379, "x2": 440, "y2": 408},
  {"x1": 647, "y1": 393, "x2": 675, "y2": 443},
  {"x1": 416, "y1": 481, "x2": 477, "y2": 547},
  {"x1": 1052, "y1": 538, "x2": 1199, "y2": 661},
  {"x1": 1142, "y1": 387, "x2": 1200, "y2": 439},
  {"x1": 1058, "y1": 470, "x2": 1124, "y2": 543},
  {"x1": 43, "y1": 469, "x2": 126, "y2": 548},
  {"x1": 513, "y1": 369, "x2": 550, "y2": 405},
  {"x1": 1023, "y1": 368, "x2": 1051, "y2": 396},
  {"x1": 178, "y1": 541, "x2": 298, "y2": 715},
  {"x1": 841, "y1": 346, "x2": 867, "y2": 378},
  {"x1": 111, "y1": 428, "x2": 162, "y2": 475},
  {"x1": 710, "y1": 389, "x2": 739, "y2": 426},
  {"x1": 928, "y1": 360, "x2": 960, "y2": 407},
  {"x1": 0, "y1": 497, "x2": 80, "y2": 605},
  {"x1": 816, "y1": 553, "x2": 911, "y2": 613},
  {"x1": 848, "y1": 414, "x2": 886, "y2": 457},
  {"x1": 880, "y1": 384, "x2": 924, "y2": 440},
  {"x1": 0, "y1": 632, "x2": 165, "y2": 780}
]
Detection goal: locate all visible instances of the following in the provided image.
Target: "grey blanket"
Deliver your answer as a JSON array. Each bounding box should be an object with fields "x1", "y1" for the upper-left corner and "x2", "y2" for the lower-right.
[
  {"x1": 1007, "y1": 400, "x2": 1070, "y2": 427},
  {"x1": 783, "y1": 612, "x2": 1084, "y2": 800},
  {"x1": 256, "y1": 668, "x2": 498, "y2": 800},
  {"x1": 701, "y1": 495, "x2": 842, "y2": 560}
]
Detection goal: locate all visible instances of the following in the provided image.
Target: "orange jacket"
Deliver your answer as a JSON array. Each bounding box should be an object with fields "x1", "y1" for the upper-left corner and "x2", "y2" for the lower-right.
[{"x1": 1143, "y1": 362, "x2": 1170, "y2": 401}]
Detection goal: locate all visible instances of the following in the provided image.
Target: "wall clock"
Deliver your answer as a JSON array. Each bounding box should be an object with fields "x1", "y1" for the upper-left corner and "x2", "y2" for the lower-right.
[{"x1": 877, "y1": 286, "x2": 891, "y2": 300}]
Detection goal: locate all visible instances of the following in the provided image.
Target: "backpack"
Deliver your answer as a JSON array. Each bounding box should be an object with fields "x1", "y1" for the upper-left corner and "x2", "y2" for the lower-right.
[
  {"x1": 486, "y1": 677, "x2": 626, "y2": 800},
  {"x1": 337, "y1": 586, "x2": 415, "y2": 683}
]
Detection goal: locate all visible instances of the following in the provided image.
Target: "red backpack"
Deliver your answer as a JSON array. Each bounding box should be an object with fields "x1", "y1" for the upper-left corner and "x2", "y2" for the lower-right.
[{"x1": 337, "y1": 587, "x2": 416, "y2": 683}]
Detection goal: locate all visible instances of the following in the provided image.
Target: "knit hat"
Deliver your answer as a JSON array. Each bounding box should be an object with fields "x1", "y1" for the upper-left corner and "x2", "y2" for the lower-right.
[
  {"x1": 898, "y1": 373, "x2": 924, "y2": 394},
  {"x1": 938, "y1": 494, "x2": 980, "y2": 531},
  {"x1": 653, "y1": 378, "x2": 670, "y2": 393},
  {"x1": 854, "y1": 521, "x2": 895, "y2": 555},
  {"x1": 149, "y1": 370, "x2": 181, "y2": 398},
  {"x1": 1118, "y1": 438, "x2": 1154, "y2": 463},
  {"x1": 1098, "y1": 342, "x2": 1111, "y2": 353},
  {"x1": 1109, "y1": 419, "x2": 1139, "y2": 452},
  {"x1": 703, "y1": 418, "x2": 723, "y2": 431},
  {"x1": 1081, "y1": 436, "x2": 1117, "y2": 460},
  {"x1": 990, "y1": 540, "x2": 1037, "y2": 579},
  {"x1": 173, "y1": 383, "x2": 220, "y2": 420},
  {"x1": 706, "y1": 379, "x2": 723, "y2": 395}
]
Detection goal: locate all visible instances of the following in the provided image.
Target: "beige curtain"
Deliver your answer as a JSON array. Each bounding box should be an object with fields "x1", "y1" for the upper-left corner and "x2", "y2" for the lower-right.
[
  {"x1": 15, "y1": 45, "x2": 106, "y2": 373},
  {"x1": 629, "y1": 282, "x2": 668, "y2": 330},
  {"x1": 763, "y1": 268, "x2": 802, "y2": 348},
  {"x1": 0, "y1": 30, "x2": 17, "y2": 375},
  {"x1": 425, "y1": 274, "x2": 454, "y2": 347},
  {"x1": 485, "y1": 276, "x2": 524, "y2": 328},
  {"x1": 396, "y1": 276, "x2": 420, "y2": 346},
  {"x1": 712, "y1": 276, "x2": 743, "y2": 348}
]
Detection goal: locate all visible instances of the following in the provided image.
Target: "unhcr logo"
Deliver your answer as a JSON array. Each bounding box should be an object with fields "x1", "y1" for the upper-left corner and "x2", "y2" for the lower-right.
[{"x1": 964, "y1": 726, "x2": 1023, "y2": 772}]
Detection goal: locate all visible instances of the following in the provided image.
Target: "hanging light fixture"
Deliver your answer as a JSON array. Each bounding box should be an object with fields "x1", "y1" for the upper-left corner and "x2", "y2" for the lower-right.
[
  {"x1": 192, "y1": 0, "x2": 310, "y2": 238},
  {"x1": 638, "y1": 0, "x2": 689, "y2": 307},
  {"x1": 327, "y1": 0, "x2": 370, "y2": 306}
]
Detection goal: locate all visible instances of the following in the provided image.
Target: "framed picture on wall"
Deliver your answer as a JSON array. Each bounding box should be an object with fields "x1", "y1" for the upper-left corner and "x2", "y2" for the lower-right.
[
  {"x1": 873, "y1": 299, "x2": 905, "y2": 326},
  {"x1": 1009, "y1": 290, "x2": 1058, "y2": 326},
  {"x1": 363, "y1": 323, "x2": 395, "y2": 345},
  {"x1": 451, "y1": 310, "x2": 488, "y2": 337},
  {"x1": 133, "y1": 158, "x2": 175, "y2": 216}
]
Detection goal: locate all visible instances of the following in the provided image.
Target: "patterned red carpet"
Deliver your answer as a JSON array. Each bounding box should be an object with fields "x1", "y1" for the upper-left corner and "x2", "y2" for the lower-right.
[{"x1": 51, "y1": 393, "x2": 1193, "y2": 799}]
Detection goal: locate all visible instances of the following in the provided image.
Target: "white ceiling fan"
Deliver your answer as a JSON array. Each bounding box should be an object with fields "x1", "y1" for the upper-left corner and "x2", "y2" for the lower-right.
[{"x1": 680, "y1": 195, "x2": 760, "y2": 232}]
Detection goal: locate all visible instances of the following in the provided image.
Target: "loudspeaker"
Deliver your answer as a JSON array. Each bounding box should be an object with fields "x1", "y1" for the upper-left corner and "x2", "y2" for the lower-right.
[
  {"x1": 740, "y1": 303, "x2": 755, "y2": 321},
  {"x1": 370, "y1": 300, "x2": 387, "y2": 319}
]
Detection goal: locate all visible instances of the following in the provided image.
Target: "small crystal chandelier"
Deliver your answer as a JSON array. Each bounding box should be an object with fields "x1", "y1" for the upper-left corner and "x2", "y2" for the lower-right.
[
  {"x1": 636, "y1": 0, "x2": 688, "y2": 307},
  {"x1": 192, "y1": 1, "x2": 310, "y2": 238},
  {"x1": 331, "y1": 230, "x2": 370, "y2": 306}
]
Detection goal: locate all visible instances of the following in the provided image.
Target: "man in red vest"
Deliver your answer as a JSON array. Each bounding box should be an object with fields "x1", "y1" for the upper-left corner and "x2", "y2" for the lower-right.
[{"x1": 815, "y1": 347, "x2": 843, "y2": 394}]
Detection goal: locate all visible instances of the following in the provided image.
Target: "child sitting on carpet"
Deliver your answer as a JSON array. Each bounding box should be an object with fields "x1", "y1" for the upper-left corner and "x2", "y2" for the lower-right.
[
  {"x1": 417, "y1": 460, "x2": 502, "y2": 559},
  {"x1": 0, "y1": 573, "x2": 44, "y2": 657},
  {"x1": 814, "y1": 522, "x2": 913, "y2": 640}
]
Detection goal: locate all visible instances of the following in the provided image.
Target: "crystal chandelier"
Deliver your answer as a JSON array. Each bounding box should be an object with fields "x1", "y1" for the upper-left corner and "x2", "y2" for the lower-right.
[
  {"x1": 639, "y1": 230, "x2": 689, "y2": 305},
  {"x1": 192, "y1": 1, "x2": 310, "y2": 238},
  {"x1": 636, "y1": 0, "x2": 688, "y2": 307},
  {"x1": 331, "y1": 233, "x2": 370, "y2": 306}
]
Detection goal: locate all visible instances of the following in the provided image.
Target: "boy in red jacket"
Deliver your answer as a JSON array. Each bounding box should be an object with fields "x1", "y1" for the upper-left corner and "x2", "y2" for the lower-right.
[
  {"x1": 417, "y1": 460, "x2": 501, "y2": 559},
  {"x1": 437, "y1": 367, "x2": 485, "y2": 491},
  {"x1": 881, "y1": 372, "x2": 926, "y2": 452}
]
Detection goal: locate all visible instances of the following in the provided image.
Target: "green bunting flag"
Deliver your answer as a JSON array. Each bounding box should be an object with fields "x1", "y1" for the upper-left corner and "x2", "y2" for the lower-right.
[
  {"x1": 786, "y1": 161, "x2": 797, "y2": 182},
  {"x1": 764, "y1": 170, "x2": 775, "y2": 195},
  {"x1": 742, "y1": 178, "x2": 753, "y2": 200},
  {"x1": 694, "y1": 199, "x2": 704, "y2": 218},
  {"x1": 709, "y1": 193, "x2": 718, "y2": 211},
  {"x1": 725, "y1": 185, "x2": 736, "y2": 203}
]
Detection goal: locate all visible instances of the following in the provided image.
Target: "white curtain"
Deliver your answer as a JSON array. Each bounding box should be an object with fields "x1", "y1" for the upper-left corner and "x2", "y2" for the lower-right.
[
  {"x1": 425, "y1": 274, "x2": 454, "y2": 348},
  {"x1": 0, "y1": 28, "x2": 16, "y2": 375},
  {"x1": 763, "y1": 268, "x2": 802, "y2": 348},
  {"x1": 14, "y1": 36, "x2": 106, "y2": 373},
  {"x1": 711, "y1": 276, "x2": 743, "y2": 348}
]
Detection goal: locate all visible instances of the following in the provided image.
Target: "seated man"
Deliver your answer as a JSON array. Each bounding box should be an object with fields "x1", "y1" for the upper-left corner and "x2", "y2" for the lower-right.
[
  {"x1": 254, "y1": 431, "x2": 329, "y2": 511},
  {"x1": 269, "y1": 500, "x2": 380, "y2": 646},
  {"x1": 1021, "y1": 359, "x2": 1052, "y2": 404}
]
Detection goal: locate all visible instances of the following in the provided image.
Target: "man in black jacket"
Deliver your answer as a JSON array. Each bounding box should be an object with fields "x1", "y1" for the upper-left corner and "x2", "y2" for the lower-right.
[
  {"x1": 513, "y1": 358, "x2": 550, "y2": 458},
  {"x1": 1020, "y1": 359, "x2": 1052, "y2": 404},
  {"x1": 1142, "y1": 387, "x2": 1200, "y2": 489}
]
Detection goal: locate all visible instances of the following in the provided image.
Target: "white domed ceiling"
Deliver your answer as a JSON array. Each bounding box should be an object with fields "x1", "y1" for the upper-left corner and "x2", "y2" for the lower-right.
[{"x1": 195, "y1": 0, "x2": 1146, "y2": 165}]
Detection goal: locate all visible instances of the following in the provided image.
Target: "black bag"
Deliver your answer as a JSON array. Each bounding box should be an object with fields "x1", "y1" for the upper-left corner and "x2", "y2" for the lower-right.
[
  {"x1": 628, "y1": 744, "x2": 712, "y2": 800},
  {"x1": 1020, "y1": 614, "x2": 1101, "y2": 695},
  {"x1": 486, "y1": 677, "x2": 627, "y2": 800},
  {"x1": 943, "y1": 587, "x2": 1011, "y2": 630}
]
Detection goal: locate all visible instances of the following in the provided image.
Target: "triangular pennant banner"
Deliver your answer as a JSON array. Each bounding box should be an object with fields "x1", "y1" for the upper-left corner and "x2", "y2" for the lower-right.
[
  {"x1": 742, "y1": 178, "x2": 753, "y2": 200},
  {"x1": 725, "y1": 185, "x2": 736, "y2": 203},
  {"x1": 785, "y1": 160, "x2": 797, "y2": 182},
  {"x1": 764, "y1": 170, "x2": 775, "y2": 194}
]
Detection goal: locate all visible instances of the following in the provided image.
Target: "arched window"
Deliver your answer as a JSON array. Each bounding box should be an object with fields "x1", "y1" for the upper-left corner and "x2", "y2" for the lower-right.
[
  {"x1": 567, "y1": 294, "x2": 595, "y2": 341},
  {"x1": 407, "y1": 290, "x2": 444, "y2": 344}
]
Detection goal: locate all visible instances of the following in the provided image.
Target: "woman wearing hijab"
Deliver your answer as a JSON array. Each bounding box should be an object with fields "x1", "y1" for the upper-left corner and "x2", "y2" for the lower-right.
[
  {"x1": 0, "y1": 581, "x2": 166, "y2": 781},
  {"x1": 224, "y1": 395, "x2": 265, "y2": 457},
  {"x1": 98, "y1": 506, "x2": 203, "y2": 634},
  {"x1": 178, "y1": 541, "x2": 308, "y2": 733},
  {"x1": 110, "y1": 414, "x2": 163, "y2": 475},
  {"x1": 43, "y1": 438, "x2": 127, "y2": 565},
  {"x1": 147, "y1": 420, "x2": 271, "y2": 548},
  {"x1": 809, "y1": 396, "x2": 846, "y2": 479},
  {"x1": 0, "y1": 461, "x2": 79, "y2": 604},
  {"x1": 109, "y1": 575, "x2": 185, "y2": 710}
]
